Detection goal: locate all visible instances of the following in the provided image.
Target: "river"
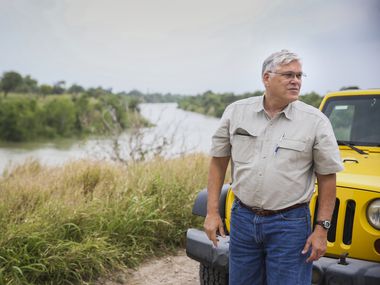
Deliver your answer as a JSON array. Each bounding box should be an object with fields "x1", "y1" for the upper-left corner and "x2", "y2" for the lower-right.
[{"x1": 0, "y1": 103, "x2": 221, "y2": 174}]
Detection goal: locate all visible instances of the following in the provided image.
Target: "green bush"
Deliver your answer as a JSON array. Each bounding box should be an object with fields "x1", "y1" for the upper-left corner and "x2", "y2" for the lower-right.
[
  {"x1": 0, "y1": 98, "x2": 41, "y2": 141},
  {"x1": 41, "y1": 97, "x2": 77, "y2": 137},
  {"x1": 0, "y1": 94, "x2": 149, "y2": 142}
]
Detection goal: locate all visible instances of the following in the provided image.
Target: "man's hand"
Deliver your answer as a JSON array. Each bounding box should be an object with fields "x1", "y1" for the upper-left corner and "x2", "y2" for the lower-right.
[
  {"x1": 204, "y1": 156, "x2": 230, "y2": 247},
  {"x1": 302, "y1": 173, "x2": 336, "y2": 262},
  {"x1": 204, "y1": 213, "x2": 225, "y2": 247},
  {"x1": 302, "y1": 227, "x2": 328, "y2": 262}
]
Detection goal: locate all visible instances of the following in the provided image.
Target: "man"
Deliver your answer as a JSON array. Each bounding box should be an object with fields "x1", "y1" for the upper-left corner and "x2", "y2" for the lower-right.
[{"x1": 204, "y1": 50, "x2": 343, "y2": 284}]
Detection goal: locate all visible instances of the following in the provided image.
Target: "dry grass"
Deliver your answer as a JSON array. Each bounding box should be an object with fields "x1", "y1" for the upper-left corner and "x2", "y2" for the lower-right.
[{"x1": 0, "y1": 154, "x2": 209, "y2": 284}]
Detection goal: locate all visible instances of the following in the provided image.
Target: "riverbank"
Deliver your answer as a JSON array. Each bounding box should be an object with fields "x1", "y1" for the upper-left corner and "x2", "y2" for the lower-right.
[
  {"x1": 0, "y1": 155, "x2": 209, "y2": 284},
  {"x1": 0, "y1": 103, "x2": 221, "y2": 174}
]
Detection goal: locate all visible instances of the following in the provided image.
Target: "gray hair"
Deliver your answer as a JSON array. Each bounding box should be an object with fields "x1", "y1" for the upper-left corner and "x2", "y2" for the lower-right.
[{"x1": 262, "y1": 50, "x2": 301, "y2": 75}]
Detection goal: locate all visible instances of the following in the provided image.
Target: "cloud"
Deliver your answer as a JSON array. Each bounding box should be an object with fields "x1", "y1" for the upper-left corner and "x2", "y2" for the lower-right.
[{"x1": 0, "y1": 0, "x2": 379, "y2": 94}]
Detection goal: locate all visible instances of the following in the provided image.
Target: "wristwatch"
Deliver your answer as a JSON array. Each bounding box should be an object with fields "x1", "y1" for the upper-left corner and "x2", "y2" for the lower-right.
[{"x1": 316, "y1": 220, "x2": 331, "y2": 230}]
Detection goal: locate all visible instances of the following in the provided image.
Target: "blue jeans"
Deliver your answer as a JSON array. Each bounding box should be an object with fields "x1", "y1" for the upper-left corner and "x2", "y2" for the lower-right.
[{"x1": 229, "y1": 200, "x2": 312, "y2": 285}]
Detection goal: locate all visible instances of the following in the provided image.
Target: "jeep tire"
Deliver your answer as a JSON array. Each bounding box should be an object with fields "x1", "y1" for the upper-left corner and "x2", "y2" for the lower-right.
[{"x1": 199, "y1": 263, "x2": 229, "y2": 285}]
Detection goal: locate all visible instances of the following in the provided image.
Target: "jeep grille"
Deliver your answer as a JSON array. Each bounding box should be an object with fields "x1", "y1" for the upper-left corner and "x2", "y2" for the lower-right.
[{"x1": 312, "y1": 198, "x2": 356, "y2": 245}]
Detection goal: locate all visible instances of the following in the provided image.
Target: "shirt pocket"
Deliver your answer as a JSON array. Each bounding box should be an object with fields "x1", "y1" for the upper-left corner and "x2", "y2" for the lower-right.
[
  {"x1": 275, "y1": 138, "x2": 306, "y2": 168},
  {"x1": 231, "y1": 129, "x2": 259, "y2": 163},
  {"x1": 277, "y1": 139, "x2": 306, "y2": 152}
]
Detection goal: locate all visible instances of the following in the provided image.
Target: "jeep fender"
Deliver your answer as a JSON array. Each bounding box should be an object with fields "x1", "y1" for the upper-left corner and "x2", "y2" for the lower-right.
[{"x1": 192, "y1": 183, "x2": 231, "y2": 219}]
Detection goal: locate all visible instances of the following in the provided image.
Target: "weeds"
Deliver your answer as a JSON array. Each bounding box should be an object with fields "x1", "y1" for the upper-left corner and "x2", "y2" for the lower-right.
[{"x1": 0, "y1": 155, "x2": 209, "y2": 284}]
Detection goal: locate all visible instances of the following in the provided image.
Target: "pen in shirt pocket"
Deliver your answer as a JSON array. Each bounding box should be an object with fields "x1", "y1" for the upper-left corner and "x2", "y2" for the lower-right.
[{"x1": 274, "y1": 133, "x2": 285, "y2": 155}]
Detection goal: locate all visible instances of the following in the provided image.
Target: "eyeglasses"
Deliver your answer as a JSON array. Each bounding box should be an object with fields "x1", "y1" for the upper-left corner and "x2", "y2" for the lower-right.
[{"x1": 268, "y1": 71, "x2": 306, "y2": 80}]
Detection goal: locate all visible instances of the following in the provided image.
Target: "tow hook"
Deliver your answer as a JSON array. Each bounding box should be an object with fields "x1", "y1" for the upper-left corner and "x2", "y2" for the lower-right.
[{"x1": 338, "y1": 252, "x2": 349, "y2": 265}]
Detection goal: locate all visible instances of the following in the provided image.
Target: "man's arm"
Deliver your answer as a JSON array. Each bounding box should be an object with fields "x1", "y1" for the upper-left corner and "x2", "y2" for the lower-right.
[
  {"x1": 204, "y1": 156, "x2": 230, "y2": 247},
  {"x1": 302, "y1": 173, "x2": 336, "y2": 262}
]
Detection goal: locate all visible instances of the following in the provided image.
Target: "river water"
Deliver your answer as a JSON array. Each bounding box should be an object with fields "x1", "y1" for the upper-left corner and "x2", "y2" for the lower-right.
[{"x1": 0, "y1": 103, "x2": 221, "y2": 174}]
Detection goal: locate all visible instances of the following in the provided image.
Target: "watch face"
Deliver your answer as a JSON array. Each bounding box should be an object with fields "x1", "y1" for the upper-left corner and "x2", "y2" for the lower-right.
[{"x1": 323, "y1": 221, "x2": 331, "y2": 229}]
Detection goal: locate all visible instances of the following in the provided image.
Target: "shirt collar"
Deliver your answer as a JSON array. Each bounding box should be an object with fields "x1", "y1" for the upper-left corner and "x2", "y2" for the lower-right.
[
  {"x1": 251, "y1": 95, "x2": 266, "y2": 113},
  {"x1": 254, "y1": 93, "x2": 295, "y2": 120},
  {"x1": 281, "y1": 101, "x2": 295, "y2": 120}
]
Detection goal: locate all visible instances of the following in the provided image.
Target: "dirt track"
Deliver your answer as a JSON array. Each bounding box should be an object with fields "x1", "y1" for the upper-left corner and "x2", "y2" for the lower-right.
[{"x1": 96, "y1": 249, "x2": 199, "y2": 285}]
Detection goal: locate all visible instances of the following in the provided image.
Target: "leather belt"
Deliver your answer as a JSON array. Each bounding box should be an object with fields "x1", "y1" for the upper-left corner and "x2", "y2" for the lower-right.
[{"x1": 235, "y1": 198, "x2": 308, "y2": 216}]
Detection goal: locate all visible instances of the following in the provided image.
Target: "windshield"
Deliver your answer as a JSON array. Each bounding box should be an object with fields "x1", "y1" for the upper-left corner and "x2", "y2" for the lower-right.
[{"x1": 322, "y1": 95, "x2": 380, "y2": 146}]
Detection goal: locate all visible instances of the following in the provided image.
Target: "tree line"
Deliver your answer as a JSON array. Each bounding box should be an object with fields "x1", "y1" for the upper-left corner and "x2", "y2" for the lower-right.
[
  {"x1": 0, "y1": 71, "x2": 183, "y2": 102},
  {"x1": 0, "y1": 70, "x2": 333, "y2": 113},
  {"x1": 0, "y1": 71, "x2": 152, "y2": 142},
  {"x1": 177, "y1": 90, "x2": 324, "y2": 117},
  {"x1": 0, "y1": 71, "x2": 82, "y2": 97}
]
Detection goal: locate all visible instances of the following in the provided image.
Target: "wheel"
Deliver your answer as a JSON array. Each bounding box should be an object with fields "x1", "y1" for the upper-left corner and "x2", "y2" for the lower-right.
[{"x1": 199, "y1": 263, "x2": 229, "y2": 285}]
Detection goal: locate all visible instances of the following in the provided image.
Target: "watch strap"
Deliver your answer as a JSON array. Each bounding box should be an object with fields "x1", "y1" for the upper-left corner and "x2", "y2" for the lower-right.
[{"x1": 316, "y1": 220, "x2": 331, "y2": 230}]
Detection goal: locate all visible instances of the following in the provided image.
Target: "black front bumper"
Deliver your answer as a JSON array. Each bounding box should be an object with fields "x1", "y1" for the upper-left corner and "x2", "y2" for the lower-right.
[
  {"x1": 186, "y1": 228, "x2": 229, "y2": 269},
  {"x1": 313, "y1": 256, "x2": 380, "y2": 285},
  {"x1": 186, "y1": 228, "x2": 380, "y2": 284}
]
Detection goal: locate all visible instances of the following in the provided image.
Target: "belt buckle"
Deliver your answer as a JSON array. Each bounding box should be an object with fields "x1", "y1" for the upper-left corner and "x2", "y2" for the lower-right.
[{"x1": 254, "y1": 208, "x2": 269, "y2": 216}]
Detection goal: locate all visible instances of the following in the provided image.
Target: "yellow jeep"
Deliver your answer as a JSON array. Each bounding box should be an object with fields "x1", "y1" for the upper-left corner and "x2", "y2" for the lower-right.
[{"x1": 186, "y1": 89, "x2": 380, "y2": 285}]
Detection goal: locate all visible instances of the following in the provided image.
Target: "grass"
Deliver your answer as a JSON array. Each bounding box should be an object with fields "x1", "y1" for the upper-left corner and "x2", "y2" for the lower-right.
[{"x1": 0, "y1": 154, "x2": 210, "y2": 284}]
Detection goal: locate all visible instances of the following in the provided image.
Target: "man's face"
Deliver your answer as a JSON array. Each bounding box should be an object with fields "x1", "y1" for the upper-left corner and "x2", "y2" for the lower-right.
[{"x1": 263, "y1": 60, "x2": 303, "y2": 103}]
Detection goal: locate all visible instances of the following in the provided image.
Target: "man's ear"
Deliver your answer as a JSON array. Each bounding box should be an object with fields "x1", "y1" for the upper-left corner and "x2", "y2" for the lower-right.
[{"x1": 263, "y1": 72, "x2": 270, "y2": 87}]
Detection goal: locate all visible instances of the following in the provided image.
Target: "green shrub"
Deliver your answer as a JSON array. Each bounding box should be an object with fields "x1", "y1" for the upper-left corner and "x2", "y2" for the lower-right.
[
  {"x1": 0, "y1": 97, "x2": 41, "y2": 141},
  {"x1": 41, "y1": 97, "x2": 77, "y2": 137},
  {"x1": 0, "y1": 94, "x2": 149, "y2": 142}
]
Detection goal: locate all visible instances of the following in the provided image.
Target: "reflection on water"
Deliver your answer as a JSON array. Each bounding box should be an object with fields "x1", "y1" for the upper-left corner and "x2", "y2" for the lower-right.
[
  {"x1": 0, "y1": 103, "x2": 220, "y2": 174},
  {"x1": 0, "y1": 137, "x2": 80, "y2": 151},
  {"x1": 138, "y1": 103, "x2": 220, "y2": 156}
]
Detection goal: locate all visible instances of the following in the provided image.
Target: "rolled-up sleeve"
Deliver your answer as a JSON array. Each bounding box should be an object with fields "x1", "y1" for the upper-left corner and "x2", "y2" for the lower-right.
[
  {"x1": 313, "y1": 117, "x2": 344, "y2": 175},
  {"x1": 210, "y1": 105, "x2": 232, "y2": 157}
]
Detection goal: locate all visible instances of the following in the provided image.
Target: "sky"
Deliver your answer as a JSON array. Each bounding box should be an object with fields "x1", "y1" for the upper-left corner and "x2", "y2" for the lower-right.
[{"x1": 0, "y1": 0, "x2": 379, "y2": 95}]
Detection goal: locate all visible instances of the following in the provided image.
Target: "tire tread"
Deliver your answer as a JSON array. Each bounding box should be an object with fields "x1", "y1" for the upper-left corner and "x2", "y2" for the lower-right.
[{"x1": 199, "y1": 263, "x2": 228, "y2": 285}]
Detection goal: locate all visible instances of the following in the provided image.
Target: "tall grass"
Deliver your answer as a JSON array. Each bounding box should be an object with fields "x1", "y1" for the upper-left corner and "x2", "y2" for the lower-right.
[{"x1": 0, "y1": 154, "x2": 209, "y2": 284}]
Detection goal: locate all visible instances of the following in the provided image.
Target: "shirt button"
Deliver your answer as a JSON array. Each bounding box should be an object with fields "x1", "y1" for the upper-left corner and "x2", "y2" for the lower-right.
[
  {"x1": 258, "y1": 173, "x2": 263, "y2": 176},
  {"x1": 262, "y1": 156, "x2": 266, "y2": 159}
]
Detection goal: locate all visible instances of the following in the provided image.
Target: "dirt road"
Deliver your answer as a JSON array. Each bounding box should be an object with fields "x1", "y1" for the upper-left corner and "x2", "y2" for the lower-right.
[{"x1": 97, "y1": 249, "x2": 200, "y2": 285}]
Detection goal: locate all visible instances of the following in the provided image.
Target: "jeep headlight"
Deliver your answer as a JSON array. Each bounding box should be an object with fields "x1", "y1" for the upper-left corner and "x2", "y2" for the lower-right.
[{"x1": 367, "y1": 199, "x2": 380, "y2": 230}]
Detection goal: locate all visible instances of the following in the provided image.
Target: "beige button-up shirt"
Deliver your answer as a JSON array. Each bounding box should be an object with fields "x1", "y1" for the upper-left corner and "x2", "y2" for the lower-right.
[{"x1": 210, "y1": 95, "x2": 344, "y2": 210}]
